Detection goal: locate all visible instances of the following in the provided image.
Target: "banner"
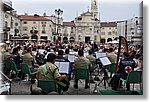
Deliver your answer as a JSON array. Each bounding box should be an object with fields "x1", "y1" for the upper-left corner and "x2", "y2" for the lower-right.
[{"x1": 115, "y1": 36, "x2": 128, "y2": 72}]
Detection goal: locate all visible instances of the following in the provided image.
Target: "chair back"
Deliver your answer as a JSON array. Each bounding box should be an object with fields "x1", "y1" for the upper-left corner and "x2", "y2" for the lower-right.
[
  {"x1": 4, "y1": 60, "x2": 11, "y2": 70},
  {"x1": 127, "y1": 71, "x2": 142, "y2": 83},
  {"x1": 108, "y1": 63, "x2": 116, "y2": 73},
  {"x1": 38, "y1": 80, "x2": 57, "y2": 94},
  {"x1": 21, "y1": 63, "x2": 31, "y2": 75},
  {"x1": 10, "y1": 61, "x2": 20, "y2": 73},
  {"x1": 75, "y1": 68, "x2": 89, "y2": 80}
]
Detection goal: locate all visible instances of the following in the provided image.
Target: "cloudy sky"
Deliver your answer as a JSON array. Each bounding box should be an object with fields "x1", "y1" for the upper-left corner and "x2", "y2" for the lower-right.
[{"x1": 11, "y1": 0, "x2": 142, "y2": 22}]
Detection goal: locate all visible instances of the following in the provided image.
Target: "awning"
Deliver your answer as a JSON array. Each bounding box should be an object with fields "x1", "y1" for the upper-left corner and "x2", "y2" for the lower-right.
[{"x1": 20, "y1": 34, "x2": 29, "y2": 39}]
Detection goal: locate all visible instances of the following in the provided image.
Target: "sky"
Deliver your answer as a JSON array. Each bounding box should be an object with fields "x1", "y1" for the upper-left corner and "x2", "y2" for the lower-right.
[{"x1": 11, "y1": 0, "x2": 142, "y2": 22}]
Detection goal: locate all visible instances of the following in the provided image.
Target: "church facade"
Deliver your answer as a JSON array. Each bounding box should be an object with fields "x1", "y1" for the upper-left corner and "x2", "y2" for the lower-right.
[{"x1": 74, "y1": 0, "x2": 101, "y2": 43}]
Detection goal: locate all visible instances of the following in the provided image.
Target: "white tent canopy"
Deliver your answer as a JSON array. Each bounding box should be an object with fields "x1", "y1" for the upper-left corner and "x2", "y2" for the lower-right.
[{"x1": 107, "y1": 40, "x2": 119, "y2": 44}]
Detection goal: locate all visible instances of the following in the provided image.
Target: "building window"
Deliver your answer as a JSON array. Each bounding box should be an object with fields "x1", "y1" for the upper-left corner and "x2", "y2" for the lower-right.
[
  {"x1": 94, "y1": 35, "x2": 97, "y2": 41},
  {"x1": 15, "y1": 23, "x2": 18, "y2": 26},
  {"x1": 33, "y1": 21, "x2": 36, "y2": 24},
  {"x1": 5, "y1": 21, "x2": 8, "y2": 27},
  {"x1": 108, "y1": 32, "x2": 112, "y2": 35},
  {"x1": 41, "y1": 22, "x2": 47, "y2": 24},
  {"x1": 97, "y1": 30, "x2": 99, "y2": 33},
  {"x1": 10, "y1": 21, "x2": 13, "y2": 28},
  {"x1": 101, "y1": 27, "x2": 104, "y2": 30},
  {"x1": 109, "y1": 27, "x2": 111, "y2": 30},
  {"x1": 136, "y1": 20, "x2": 138, "y2": 25},
  {"x1": 101, "y1": 32, "x2": 105, "y2": 35},
  {"x1": 42, "y1": 25, "x2": 46, "y2": 27},
  {"x1": 23, "y1": 21, "x2": 27, "y2": 24},
  {"x1": 42, "y1": 30, "x2": 46, "y2": 34},
  {"x1": 23, "y1": 26, "x2": 28, "y2": 31},
  {"x1": 5, "y1": 14, "x2": 8, "y2": 18},
  {"x1": 77, "y1": 17, "x2": 82, "y2": 20}
]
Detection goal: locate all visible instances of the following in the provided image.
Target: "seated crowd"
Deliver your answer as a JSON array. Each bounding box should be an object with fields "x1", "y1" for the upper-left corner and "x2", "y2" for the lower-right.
[{"x1": 1, "y1": 41, "x2": 143, "y2": 94}]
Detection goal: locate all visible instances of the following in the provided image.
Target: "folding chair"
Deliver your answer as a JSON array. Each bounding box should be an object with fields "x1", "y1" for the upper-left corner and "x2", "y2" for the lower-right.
[
  {"x1": 75, "y1": 68, "x2": 90, "y2": 94},
  {"x1": 37, "y1": 79, "x2": 66, "y2": 95},
  {"x1": 21, "y1": 63, "x2": 37, "y2": 81},
  {"x1": 38, "y1": 79, "x2": 57, "y2": 94},
  {"x1": 119, "y1": 71, "x2": 142, "y2": 91},
  {"x1": 10, "y1": 61, "x2": 21, "y2": 77},
  {"x1": 3, "y1": 60, "x2": 11, "y2": 75},
  {"x1": 107, "y1": 63, "x2": 116, "y2": 78}
]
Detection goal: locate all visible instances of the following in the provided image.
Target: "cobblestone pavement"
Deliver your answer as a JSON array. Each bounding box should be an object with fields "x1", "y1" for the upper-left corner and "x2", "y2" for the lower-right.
[{"x1": 10, "y1": 75, "x2": 142, "y2": 95}]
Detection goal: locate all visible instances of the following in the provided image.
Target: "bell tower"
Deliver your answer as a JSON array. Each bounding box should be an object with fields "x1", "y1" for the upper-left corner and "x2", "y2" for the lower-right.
[{"x1": 91, "y1": 0, "x2": 98, "y2": 19}]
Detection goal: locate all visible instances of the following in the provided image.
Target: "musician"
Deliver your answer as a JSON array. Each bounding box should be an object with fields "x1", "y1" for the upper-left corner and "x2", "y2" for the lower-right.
[
  {"x1": 56, "y1": 50, "x2": 69, "y2": 62},
  {"x1": 110, "y1": 52, "x2": 136, "y2": 90},
  {"x1": 74, "y1": 49, "x2": 91, "y2": 89},
  {"x1": 107, "y1": 48, "x2": 117, "y2": 63},
  {"x1": 37, "y1": 53, "x2": 68, "y2": 92}
]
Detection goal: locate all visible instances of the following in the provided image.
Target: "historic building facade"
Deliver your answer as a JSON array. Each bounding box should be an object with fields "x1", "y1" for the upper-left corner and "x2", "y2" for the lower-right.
[
  {"x1": 20, "y1": 14, "x2": 54, "y2": 41},
  {"x1": 117, "y1": 17, "x2": 143, "y2": 43},
  {"x1": 74, "y1": 0, "x2": 101, "y2": 43},
  {"x1": 1, "y1": 0, "x2": 21, "y2": 43},
  {"x1": 100, "y1": 22, "x2": 118, "y2": 43},
  {"x1": 62, "y1": 22, "x2": 76, "y2": 43}
]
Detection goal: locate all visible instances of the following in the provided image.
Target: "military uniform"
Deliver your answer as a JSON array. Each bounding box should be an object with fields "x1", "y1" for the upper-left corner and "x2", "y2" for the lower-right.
[
  {"x1": 86, "y1": 55, "x2": 96, "y2": 62},
  {"x1": 107, "y1": 52, "x2": 117, "y2": 63},
  {"x1": 86, "y1": 55, "x2": 96, "y2": 72},
  {"x1": 74, "y1": 57, "x2": 91, "y2": 69},
  {"x1": 23, "y1": 53, "x2": 34, "y2": 68},
  {"x1": 37, "y1": 62, "x2": 60, "y2": 80},
  {"x1": 3, "y1": 51, "x2": 11, "y2": 60},
  {"x1": 74, "y1": 56, "x2": 91, "y2": 88}
]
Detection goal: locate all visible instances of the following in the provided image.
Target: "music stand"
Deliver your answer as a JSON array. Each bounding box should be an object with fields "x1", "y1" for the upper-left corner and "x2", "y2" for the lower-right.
[
  {"x1": 0, "y1": 71, "x2": 12, "y2": 95},
  {"x1": 98, "y1": 57, "x2": 111, "y2": 89},
  {"x1": 94, "y1": 52, "x2": 107, "y2": 81}
]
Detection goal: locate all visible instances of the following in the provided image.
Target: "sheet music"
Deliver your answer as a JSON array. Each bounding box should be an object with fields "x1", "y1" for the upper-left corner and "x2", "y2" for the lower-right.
[
  {"x1": 68, "y1": 55, "x2": 76, "y2": 62},
  {"x1": 38, "y1": 49, "x2": 45, "y2": 54},
  {"x1": 95, "y1": 52, "x2": 107, "y2": 59},
  {"x1": 69, "y1": 51, "x2": 74, "y2": 55},
  {"x1": 59, "y1": 62, "x2": 70, "y2": 74},
  {"x1": 69, "y1": 51, "x2": 78, "y2": 55},
  {"x1": 55, "y1": 62, "x2": 70, "y2": 74},
  {"x1": 99, "y1": 57, "x2": 111, "y2": 66},
  {"x1": 55, "y1": 62, "x2": 60, "y2": 68}
]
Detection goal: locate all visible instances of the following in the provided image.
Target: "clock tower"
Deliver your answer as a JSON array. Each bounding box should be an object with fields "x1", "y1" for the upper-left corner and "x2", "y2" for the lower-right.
[{"x1": 91, "y1": 0, "x2": 98, "y2": 19}]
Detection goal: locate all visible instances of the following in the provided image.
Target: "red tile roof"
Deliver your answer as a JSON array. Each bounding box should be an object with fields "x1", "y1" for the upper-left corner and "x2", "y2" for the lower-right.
[
  {"x1": 101, "y1": 22, "x2": 117, "y2": 27},
  {"x1": 63, "y1": 22, "x2": 75, "y2": 27},
  {"x1": 20, "y1": 15, "x2": 49, "y2": 21}
]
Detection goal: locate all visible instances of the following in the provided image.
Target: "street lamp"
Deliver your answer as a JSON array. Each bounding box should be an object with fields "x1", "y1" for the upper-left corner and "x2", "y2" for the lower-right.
[{"x1": 55, "y1": 8, "x2": 63, "y2": 42}]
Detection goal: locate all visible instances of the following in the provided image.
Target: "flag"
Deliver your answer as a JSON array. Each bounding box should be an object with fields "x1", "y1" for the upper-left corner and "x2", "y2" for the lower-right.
[{"x1": 115, "y1": 36, "x2": 128, "y2": 72}]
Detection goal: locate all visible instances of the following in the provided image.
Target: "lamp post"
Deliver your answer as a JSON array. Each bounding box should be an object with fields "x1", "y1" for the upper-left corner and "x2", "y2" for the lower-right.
[{"x1": 55, "y1": 8, "x2": 63, "y2": 42}]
